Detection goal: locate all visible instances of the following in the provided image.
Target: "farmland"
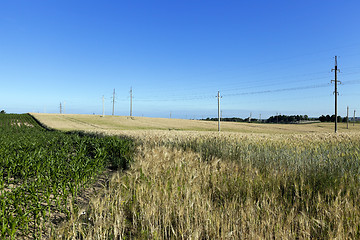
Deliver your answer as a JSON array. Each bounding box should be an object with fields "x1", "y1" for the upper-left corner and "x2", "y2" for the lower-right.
[
  {"x1": 31, "y1": 113, "x2": 360, "y2": 134},
  {"x1": 4, "y1": 113, "x2": 360, "y2": 239},
  {"x1": 0, "y1": 114, "x2": 133, "y2": 239},
  {"x1": 54, "y1": 131, "x2": 360, "y2": 239}
]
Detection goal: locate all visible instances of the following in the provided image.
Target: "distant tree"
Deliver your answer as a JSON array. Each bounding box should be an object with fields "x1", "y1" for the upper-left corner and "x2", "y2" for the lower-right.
[
  {"x1": 319, "y1": 115, "x2": 326, "y2": 122},
  {"x1": 266, "y1": 114, "x2": 312, "y2": 123},
  {"x1": 342, "y1": 117, "x2": 348, "y2": 123},
  {"x1": 337, "y1": 116, "x2": 342, "y2": 123},
  {"x1": 330, "y1": 115, "x2": 336, "y2": 122},
  {"x1": 0, "y1": 110, "x2": 5, "y2": 114},
  {"x1": 326, "y1": 115, "x2": 331, "y2": 122}
]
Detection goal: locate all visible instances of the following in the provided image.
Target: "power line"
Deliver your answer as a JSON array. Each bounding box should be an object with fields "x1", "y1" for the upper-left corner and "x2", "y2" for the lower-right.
[
  {"x1": 354, "y1": 110, "x2": 356, "y2": 126},
  {"x1": 216, "y1": 91, "x2": 222, "y2": 132},
  {"x1": 331, "y1": 56, "x2": 341, "y2": 133},
  {"x1": 130, "y1": 87, "x2": 133, "y2": 117},
  {"x1": 112, "y1": 88, "x2": 115, "y2": 116},
  {"x1": 223, "y1": 83, "x2": 331, "y2": 97},
  {"x1": 102, "y1": 95, "x2": 105, "y2": 117}
]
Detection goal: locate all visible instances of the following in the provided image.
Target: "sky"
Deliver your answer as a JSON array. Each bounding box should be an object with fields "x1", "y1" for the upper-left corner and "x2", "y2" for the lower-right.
[{"x1": 1, "y1": 1, "x2": 360, "y2": 119}]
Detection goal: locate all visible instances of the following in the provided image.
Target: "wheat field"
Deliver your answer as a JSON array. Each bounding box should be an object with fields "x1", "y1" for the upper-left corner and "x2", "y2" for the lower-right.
[
  {"x1": 29, "y1": 113, "x2": 360, "y2": 239},
  {"x1": 31, "y1": 113, "x2": 360, "y2": 134}
]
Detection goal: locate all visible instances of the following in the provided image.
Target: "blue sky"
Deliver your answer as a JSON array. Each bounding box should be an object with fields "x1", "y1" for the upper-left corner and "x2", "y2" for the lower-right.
[{"x1": 1, "y1": 1, "x2": 360, "y2": 119}]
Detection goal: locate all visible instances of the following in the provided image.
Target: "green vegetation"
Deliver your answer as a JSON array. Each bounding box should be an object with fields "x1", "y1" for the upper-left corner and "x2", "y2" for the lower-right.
[
  {"x1": 203, "y1": 114, "x2": 312, "y2": 123},
  {"x1": 0, "y1": 114, "x2": 134, "y2": 239},
  {"x1": 55, "y1": 131, "x2": 360, "y2": 239}
]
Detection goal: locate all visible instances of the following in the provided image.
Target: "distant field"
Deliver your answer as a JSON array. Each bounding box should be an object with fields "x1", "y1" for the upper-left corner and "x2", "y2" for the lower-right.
[{"x1": 31, "y1": 113, "x2": 360, "y2": 134}]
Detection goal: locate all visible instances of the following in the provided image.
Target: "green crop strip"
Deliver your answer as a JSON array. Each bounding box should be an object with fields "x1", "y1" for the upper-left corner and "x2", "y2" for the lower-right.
[{"x1": 0, "y1": 114, "x2": 134, "y2": 239}]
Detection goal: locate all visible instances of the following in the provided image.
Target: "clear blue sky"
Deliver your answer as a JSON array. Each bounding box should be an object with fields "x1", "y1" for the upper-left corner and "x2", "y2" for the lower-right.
[{"x1": 1, "y1": 0, "x2": 360, "y2": 119}]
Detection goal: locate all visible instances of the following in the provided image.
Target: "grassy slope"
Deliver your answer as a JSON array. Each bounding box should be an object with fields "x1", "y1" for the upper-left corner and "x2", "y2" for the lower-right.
[{"x1": 31, "y1": 113, "x2": 360, "y2": 134}]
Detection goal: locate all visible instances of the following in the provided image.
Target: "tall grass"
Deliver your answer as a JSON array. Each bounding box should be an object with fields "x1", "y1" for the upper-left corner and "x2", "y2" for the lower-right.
[{"x1": 55, "y1": 131, "x2": 360, "y2": 239}]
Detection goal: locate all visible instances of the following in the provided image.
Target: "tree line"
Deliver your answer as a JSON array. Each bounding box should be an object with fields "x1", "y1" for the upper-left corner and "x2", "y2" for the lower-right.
[
  {"x1": 203, "y1": 115, "x2": 310, "y2": 123},
  {"x1": 203, "y1": 114, "x2": 355, "y2": 124}
]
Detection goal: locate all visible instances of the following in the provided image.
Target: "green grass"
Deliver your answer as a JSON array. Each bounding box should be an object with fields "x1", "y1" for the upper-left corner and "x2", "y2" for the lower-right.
[{"x1": 0, "y1": 114, "x2": 134, "y2": 239}]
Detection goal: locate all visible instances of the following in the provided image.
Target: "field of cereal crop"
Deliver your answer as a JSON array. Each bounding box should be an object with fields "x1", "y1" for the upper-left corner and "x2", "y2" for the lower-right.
[
  {"x1": 31, "y1": 113, "x2": 360, "y2": 134},
  {"x1": 29, "y1": 113, "x2": 360, "y2": 239}
]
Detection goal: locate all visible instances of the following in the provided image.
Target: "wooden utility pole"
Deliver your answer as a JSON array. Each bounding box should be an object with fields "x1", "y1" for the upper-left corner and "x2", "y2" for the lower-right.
[
  {"x1": 331, "y1": 56, "x2": 340, "y2": 133},
  {"x1": 102, "y1": 95, "x2": 105, "y2": 117},
  {"x1": 112, "y1": 88, "x2": 115, "y2": 116},
  {"x1": 130, "y1": 87, "x2": 133, "y2": 117},
  {"x1": 354, "y1": 110, "x2": 356, "y2": 126},
  {"x1": 347, "y1": 106, "x2": 349, "y2": 129},
  {"x1": 216, "y1": 91, "x2": 222, "y2": 132},
  {"x1": 60, "y1": 102, "x2": 62, "y2": 114}
]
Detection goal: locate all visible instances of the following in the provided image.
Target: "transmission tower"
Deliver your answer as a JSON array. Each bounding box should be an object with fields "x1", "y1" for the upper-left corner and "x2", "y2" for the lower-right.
[
  {"x1": 102, "y1": 95, "x2": 105, "y2": 117},
  {"x1": 216, "y1": 91, "x2": 222, "y2": 132},
  {"x1": 112, "y1": 88, "x2": 115, "y2": 116},
  {"x1": 130, "y1": 87, "x2": 133, "y2": 117},
  {"x1": 331, "y1": 56, "x2": 341, "y2": 133},
  {"x1": 354, "y1": 110, "x2": 356, "y2": 126},
  {"x1": 347, "y1": 106, "x2": 349, "y2": 129}
]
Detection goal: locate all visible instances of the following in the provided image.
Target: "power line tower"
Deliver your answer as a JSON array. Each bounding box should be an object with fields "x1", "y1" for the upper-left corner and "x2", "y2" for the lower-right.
[
  {"x1": 216, "y1": 91, "x2": 222, "y2": 132},
  {"x1": 112, "y1": 88, "x2": 115, "y2": 116},
  {"x1": 347, "y1": 106, "x2": 349, "y2": 129},
  {"x1": 102, "y1": 95, "x2": 105, "y2": 117},
  {"x1": 354, "y1": 110, "x2": 356, "y2": 126},
  {"x1": 331, "y1": 56, "x2": 341, "y2": 133},
  {"x1": 130, "y1": 87, "x2": 133, "y2": 117}
]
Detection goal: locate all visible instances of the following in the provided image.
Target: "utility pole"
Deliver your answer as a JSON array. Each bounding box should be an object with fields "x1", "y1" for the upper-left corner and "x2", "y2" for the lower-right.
[
  {"x1": 249, "y1": 112, "x2": 252, "y2": 123},
  {"x1": 102, "y1": 95, "x2": 105, "y2": 117},
  {"x1": 354, "y1": 110, "x2": 356, "y2": 126},
  {"x1": 216, "y1": 91, "x2": 222, "y2": 132},
  {"x1": 331, "y1": 56, "x2": 340, "y2": 133},
  {"x1": 347, "y1": 106, "x2": 349, "y2": 129},
  {"x1": 60, "y1": 102, "x2": 62, "y2": 114},
  {"x1": 130, "y1": 87, "x2": 133, "y2": 117},
  {"x1": 170, "y1": 111, "x2": 172, "y2": 119},
  {"x1": 276, "y1": 112, "x2": 279, "y2": 124},
  {"x1": 259, "y1": 114, "x2": 261, "y2": 122},
  {"x1": 112, "y1": 88, "x2": 115, "y2": 116}
]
